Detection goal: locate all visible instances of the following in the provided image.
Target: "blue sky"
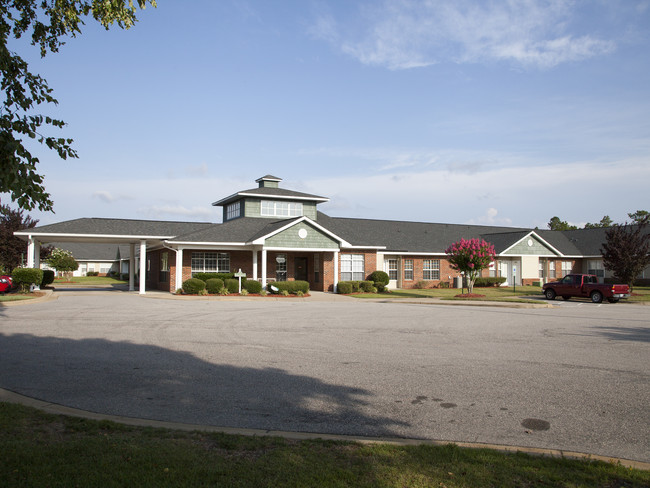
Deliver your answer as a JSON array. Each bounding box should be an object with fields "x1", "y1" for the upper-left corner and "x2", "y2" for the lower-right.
[{"x1": 7, "y1": 0, "x2": 650, "y2": 229}]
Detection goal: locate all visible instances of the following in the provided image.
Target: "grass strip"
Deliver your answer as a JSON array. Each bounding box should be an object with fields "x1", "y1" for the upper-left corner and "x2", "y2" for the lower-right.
[{"x1": 1, "y1": 402, "x2": 647, "y2": 487}]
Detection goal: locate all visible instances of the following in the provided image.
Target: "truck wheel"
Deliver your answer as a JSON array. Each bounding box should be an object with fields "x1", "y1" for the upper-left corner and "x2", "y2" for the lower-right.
[
  {"x1": 545, "y1": 289, "x2": 556, "y2": 300},
  {"x1": 562, "y1": 296, "x2": 570, "y2": 301},
  {"x1": 607, "y1": 298, "x2": 619, "y2": 303},
  {"x1": 590, "y1": 291, "x2": 603, "y2": 303}
]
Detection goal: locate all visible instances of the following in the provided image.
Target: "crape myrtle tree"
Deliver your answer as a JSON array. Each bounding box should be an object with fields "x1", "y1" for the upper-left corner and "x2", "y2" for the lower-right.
[
  {"x1": 445, "y1": 238, "x2": 496, "y2": 294},
  {"x1": 601, "y1": 215, "x2": 650, "y2": 289},
  {"x1": 0, "y1": 0, "x2": 156, "y2": 212},
  {"x1": 45, "y1": 247, "x2": 78, "y2": 279}
]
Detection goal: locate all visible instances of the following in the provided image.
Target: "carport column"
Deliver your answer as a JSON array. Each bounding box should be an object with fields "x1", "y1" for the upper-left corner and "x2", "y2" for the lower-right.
[
  {"x1": 139, "y1": 240, "x2": 147, "y2": 295},
  {"x1": 333, "y1": 250, "x2": 339, "y2": 293},
  {"x1": 27, "y1": 236, "x2": 35, "y2": 268},
  {"x1": 33, "y1": 240, "x2": 41, "y2": 268},
  {"x1": 129, "y1": 243, "x2": 135, "y2": 291},
  {"x1": 261, "y1": 249, "x2": 267, "y2": 288},
  {"x1": 175, "y1": 247, "x2": 184, "y2": 292},
  {"x1": 252, "y1": 249, "x2": 258, "y2": 281}
]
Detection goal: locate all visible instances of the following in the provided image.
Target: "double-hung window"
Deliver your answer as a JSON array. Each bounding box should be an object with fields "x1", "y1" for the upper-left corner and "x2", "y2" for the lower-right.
[
  {"x1": 549, "y1": 261, "x2": 556, "y2": 278},
  {"x1": 160, "y1": 252, "x2": 169, "y2": 282},
  {"x1": 404, "y1": 259, "x2": 414, "y2": 281},
  {"x1": 587, "y1": 260, "x2": 604, "y2": 278},
  {"x1": 423, "y1": 259, "x2": 440, "y2": 280},
  {"x1": 191, "y1": 252, "x2": 230, "y2": 275},
  {"x1": 261, "y1": 200, "x2": 303, "y2": 217},
  {"x1": 387, "y1": 259, "x2": 398, "y2": 281},
  {"x1": 340, "y1": 254, "x2": 364, "y2": 281},
  {"x1": 561, "y1": 261, "x2": 572, "y2": 277}
]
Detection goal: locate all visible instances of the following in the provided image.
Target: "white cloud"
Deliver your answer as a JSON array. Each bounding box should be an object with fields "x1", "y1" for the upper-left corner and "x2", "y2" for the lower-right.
[{"x1": 314, "y1": 0, "x2": 616, "y2": 70}]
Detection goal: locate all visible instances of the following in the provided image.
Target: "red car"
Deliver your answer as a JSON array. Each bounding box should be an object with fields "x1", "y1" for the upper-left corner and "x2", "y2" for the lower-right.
[{"x1": 0, "y1": 275, "x2": 13, "y2": 294}]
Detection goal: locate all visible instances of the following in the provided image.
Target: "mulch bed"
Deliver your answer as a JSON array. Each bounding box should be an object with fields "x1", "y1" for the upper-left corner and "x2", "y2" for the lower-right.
[{"x1": 454, "y1": 293, "x2": 486, "y2": 299}]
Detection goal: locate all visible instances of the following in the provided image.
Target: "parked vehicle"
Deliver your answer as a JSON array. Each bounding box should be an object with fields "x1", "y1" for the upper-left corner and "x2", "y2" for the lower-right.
[
  {"x1": 0, "y1": 275, "x2": 13, "y2": 295},
  {"x1": 542, "y1": 274, "x2": 630, "y2": 303}
]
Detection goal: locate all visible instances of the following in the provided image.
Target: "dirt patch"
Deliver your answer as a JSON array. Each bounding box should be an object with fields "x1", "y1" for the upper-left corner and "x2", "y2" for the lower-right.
[{"x1": 453, "y1": 293, "x2": 486, "y2": 299}]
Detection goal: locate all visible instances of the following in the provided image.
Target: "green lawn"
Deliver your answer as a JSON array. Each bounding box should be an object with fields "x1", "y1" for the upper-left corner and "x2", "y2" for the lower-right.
[
  {"x1": 53, "y1": 276, "x2": 127, "y2": 285},
  {"x1": 353, "y1": 285, "x2": 544, "y2": 301},
  {"x1": 0, "y1": 403, "x2": 647, "y2": 487},
  {"x1": 0, "y1": 294, "x2": 35, "y2": 303},
  {"x1": 353, "y1": 285, "x2": 650, "y2": 303}
]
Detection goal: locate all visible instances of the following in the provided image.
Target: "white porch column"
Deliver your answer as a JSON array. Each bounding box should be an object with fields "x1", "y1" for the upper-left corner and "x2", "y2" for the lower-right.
[
  {"x1": 27, "y1": 237, "x2": 35, "y2": 268},
  {"x1": 139, "y1": 240, "x2": 147, "y2": 295},
  {"x1": 129, "y1": 243, "x2": 135, "y2": 291},
  {"x1": 252, "y1": 249, "x2": 258, "y2": 281},
  {"x1": 175, "y1": 247, "x2": 184, "y2": 292},
  {"x1": 261, "y1": 249, "x2": 267, "y2": 288},
  {"x1": 333, "y1": 250, "x2": 339, "y2": 293},
  {"x1": 33, "y1": 240, "x2": 41, "y2": 268}
]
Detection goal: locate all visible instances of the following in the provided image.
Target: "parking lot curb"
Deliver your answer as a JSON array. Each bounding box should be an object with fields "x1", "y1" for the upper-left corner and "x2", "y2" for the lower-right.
[{"x1": 1, "y1": 388, "x2": 647, "y2": 471}]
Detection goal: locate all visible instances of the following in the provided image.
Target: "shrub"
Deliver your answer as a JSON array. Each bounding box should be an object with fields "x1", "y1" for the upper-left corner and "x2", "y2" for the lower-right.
[
  {"x1": 240, "y1": 289, "x2": 249, "y2": 296},
  {"x1": 41, "y1": 270, "x2": 55, "y2": 287},
  {"x1": 369, "y1": 270, "x2": 389, "y2": 285},
  {"x1": 225, "y1": 278, "x2": 239, "y2": 294},
  {"x1": 474, "y1": 277, "x2": 507, "y2": 287},
  {"x1": 439, "y1": 281, "x2": 450, "y2": 289},
  {"x1": 281, "y1": 289, "x2": 290, "y2": 296},
  {"x1": 243, "y1": 279, "x2": 262, "y2": 294},
  {"x1": 368, "y1": 271, "x2": 390, "y2": 292},
  {"x1": 269, "y1": 280, "x2": 309, "y2": 294},
  {"x1": 193, "y1": 272, "x2": 234, "y2": 282},
  {"x1": 360, "y1": 281, "x2": 375, "y2": 292},
  {"x1": 11, "y1": 267, "x2": 44, "y2": 292},
  {"x1": 198, "y1": 288, "x2": 208, "y2": 296},
  {"x1": 337, "y1": 282, "x2": 353, "y2": 294},
  {"x1": 182, "y1": 278, "x2": 205, "y2": 294},
  {"x1": 259, "y1": 289, "x2": 267, "y2": 296},
  {"x1": 413, "y1": 280, "x2": 429, "y2": 289},
  {"x1": 205, "y1": 278, "x2": 224, "y2": 294},
  {"x1": 296, "y1": 290, "x2": 304, "y2": 297}
]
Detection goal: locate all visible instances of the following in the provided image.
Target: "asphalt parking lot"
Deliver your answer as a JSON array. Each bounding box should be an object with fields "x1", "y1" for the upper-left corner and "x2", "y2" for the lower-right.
[{"x1": 1, "y1": 292, "x2": 648, "y2": 463}]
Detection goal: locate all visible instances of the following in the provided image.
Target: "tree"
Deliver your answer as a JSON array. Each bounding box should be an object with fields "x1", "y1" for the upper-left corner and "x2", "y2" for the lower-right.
[
  {"x1": 445, "y1": 238, "x2": 496, "y2": 294},
  {"x1": 584, "y1": 215, "x2": 613, "y2": 229},
  {"x1": 0, "y1": 202, "x2": 50, "y2": 272},
  {"x1": 601, "y1": 215, "x2": 650, "y2": 288},
  {"x1": 628, "y1": 210, "x2": 649, "y2": 225},
  {"x1": 547, "y1": 216, "x2": 578, "y2": 231},
  {"x1": 45, "y1": 247, "x2": 78, "y2": 279},
  {"x1": 1, "y1": 0, "x2": 155, "y2": 212}
]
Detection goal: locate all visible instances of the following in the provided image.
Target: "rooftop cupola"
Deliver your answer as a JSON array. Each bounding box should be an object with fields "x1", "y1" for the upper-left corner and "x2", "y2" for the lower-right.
[{"x1": 256, "y1": 175, "x2": 282, "y2": 189}]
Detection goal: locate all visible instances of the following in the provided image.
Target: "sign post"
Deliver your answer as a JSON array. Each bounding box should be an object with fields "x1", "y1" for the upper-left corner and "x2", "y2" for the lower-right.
[{"x1": 234, "y1": 268, "x2": 246, "y2": 293}]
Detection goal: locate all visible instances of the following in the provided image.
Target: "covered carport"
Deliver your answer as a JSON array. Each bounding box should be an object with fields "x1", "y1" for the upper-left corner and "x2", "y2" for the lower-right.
[{"x1": 14, "y1": 218, "x2": 213, "y2": 294}]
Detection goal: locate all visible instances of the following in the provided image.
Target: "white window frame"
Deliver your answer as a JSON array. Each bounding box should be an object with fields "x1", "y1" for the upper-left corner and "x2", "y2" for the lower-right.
[
  {"x1": 387, "y1": 259, "x2": 398, "y2": 281},
  {"x1": 340, "y1": 254, "x2": 364, "y2": 281},
  {"x1": 191, "y1": 252, "x2": 230, "y2": 274},
  {"x1": 226, "y1": 201, "x2": 241, "y2": 220},
  {"x1": 587, "y1": 260, "x2": 604, "y2": 278},
  {"x1": 561, "y1": 261, "x2": 572, "y2": 277},
  {"x1": 423, "y1": 259, "x2": 440, "y2": 280},
  {"x1": 261, "y1": 200, "x2": 303, "y2": 217},
  {"x1": 549, "y1": 261, "x2": 556, "y2": 278},
  {"x1": 404, "y1": 259, "x2": 414, "y2": 281}
]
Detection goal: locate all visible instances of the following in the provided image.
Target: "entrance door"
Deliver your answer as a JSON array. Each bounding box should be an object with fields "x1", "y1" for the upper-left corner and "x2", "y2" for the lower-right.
[
  {"x1": 386, "y1": 258, "x2": 398, "y2": 289},
  {"x1": 294, "y1": 257, "x2": 308, "y2": 281}
]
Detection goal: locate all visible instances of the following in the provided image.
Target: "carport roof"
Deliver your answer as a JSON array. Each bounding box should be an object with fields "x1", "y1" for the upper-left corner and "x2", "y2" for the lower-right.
[{"x1": 15, "y1": 218, "x2": 213, "y2": 243}]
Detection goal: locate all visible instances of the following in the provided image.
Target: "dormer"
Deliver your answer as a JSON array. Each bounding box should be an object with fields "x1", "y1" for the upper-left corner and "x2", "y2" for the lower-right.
[{"x1": 213, "y1": 176, "x2": 329, "y2": 222}]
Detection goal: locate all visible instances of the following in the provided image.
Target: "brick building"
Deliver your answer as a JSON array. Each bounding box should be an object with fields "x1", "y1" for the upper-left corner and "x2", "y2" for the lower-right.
[{"x1": 16, "y1": 175, "x2": 649, "y2": 293}]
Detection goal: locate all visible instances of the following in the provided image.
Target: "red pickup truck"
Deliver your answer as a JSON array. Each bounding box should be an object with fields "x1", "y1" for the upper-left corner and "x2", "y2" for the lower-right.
[{"x1": 543, "y1": 274, "x2": 630, "y2": 303}]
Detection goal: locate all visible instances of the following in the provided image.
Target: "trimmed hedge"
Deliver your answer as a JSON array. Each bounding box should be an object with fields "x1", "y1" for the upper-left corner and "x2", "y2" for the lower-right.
[
  {"x1": 337, "y1": 280, "x2": 375, "y2": 294},
  {"x1": 474, "y1": 277, "x2": 507, "y2": 287},
  {"x1": 182, "y1": 278, "x2": 206, "y2": 294},
  {"x1": 368, "y1": 270, "x2": 390, "y2": 292},
  {"x1": 41, "y1": 270, "x2": 55, "y2": 287},
  {"x1": 243, "y1": 279, "x2": 262, "y2": 294},
  {"x1": 193, "y1": 272, "x2": 235, "y2": 282},
  {"x1": 268, "y1": 280, "x2": 309, "y2": 294},
  {"x1": 11, "y1": 267, "x2": 44, "y2": 292},
  {"x1": 205, "y1": 278, "x2": 224, "y2": 294},
  {"x1": 224, "y1": 278, "x2": 239, "y2": 294}
]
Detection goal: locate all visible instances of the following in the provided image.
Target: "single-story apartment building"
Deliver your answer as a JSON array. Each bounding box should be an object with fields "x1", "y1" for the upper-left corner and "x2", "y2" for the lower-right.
[{"x1": 15, "y1": 175, "x2": 649, "y2": 294}]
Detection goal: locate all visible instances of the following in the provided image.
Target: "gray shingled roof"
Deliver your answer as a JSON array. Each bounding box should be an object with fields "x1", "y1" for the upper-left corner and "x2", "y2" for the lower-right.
[
  {"x1": 169, "y1": 217, "x2": 301, "y2": 243},
  {"x1": 19, "y1": 218, "x2": 213, "y2": 239},
  {"x1": 46, "y1": 242, "x2": 132, "y2": 260},
  {"x1": 212, "y1": 187, "x2": 329, "y2": 206}
]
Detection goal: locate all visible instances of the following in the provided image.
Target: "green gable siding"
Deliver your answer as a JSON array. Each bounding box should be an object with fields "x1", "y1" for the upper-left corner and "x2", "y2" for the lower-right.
[
  {"x1": 244, "y1": 198, "x2": 261, "y2": 218},
  {"x1": 303, "y1": 202, "x2": 317, "y2": 220},
  {"x1": 265, "y1": 222, "x2": 339, "y2": 249},
  {"x1": 503, "y1": 236, "x2": 558, "y2": 256}
]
